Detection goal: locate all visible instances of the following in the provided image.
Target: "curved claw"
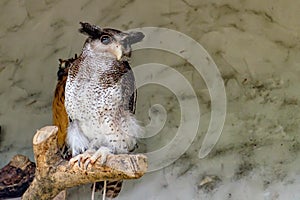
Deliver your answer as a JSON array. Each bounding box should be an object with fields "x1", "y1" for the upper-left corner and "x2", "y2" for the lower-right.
[
  {"x1": 69, "y1": 147, "x2": 112, "y2": 170},
  {"x1": 69, "y1": 151, "x2": 94, "y2": 169},
  {"x1": 84, "y1": 159, "x2": 92, "y2": 170},
  {"x1": 78, "y1": 158, "x2": 81, "y2": 168},
  {"x1": 69, "y1": 156, "x2": 80, "y2": 167}
]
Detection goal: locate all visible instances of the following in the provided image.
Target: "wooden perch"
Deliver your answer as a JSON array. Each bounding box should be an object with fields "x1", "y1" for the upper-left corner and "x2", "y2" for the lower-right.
[{"x1": 22, "y1": 126, "x2": 148, "y2": 200}]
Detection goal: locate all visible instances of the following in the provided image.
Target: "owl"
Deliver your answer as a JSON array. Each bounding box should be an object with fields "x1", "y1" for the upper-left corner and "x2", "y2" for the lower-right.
[
  {"x1": 53, "y1": 55, "x2": 124, "y2": 197},
  {"x1": 63, "y1": 22, "x2": 144, "y2": 198}
]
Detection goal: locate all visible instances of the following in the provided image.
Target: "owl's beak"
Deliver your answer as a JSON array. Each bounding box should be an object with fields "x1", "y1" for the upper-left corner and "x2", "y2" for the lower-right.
[
  {"x1": 116, "y1": 51, "x2": 122, "y2": 60},
  {"x1": 113, "y1": 46, "x2": 123, "y2": 61}
]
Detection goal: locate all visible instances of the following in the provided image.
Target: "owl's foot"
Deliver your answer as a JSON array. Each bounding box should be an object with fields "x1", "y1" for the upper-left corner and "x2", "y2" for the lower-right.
[
  {"x1": 84, "y1": 146, "x2": 112, "y2": 168},
  {"x1": 69, "y1": 150, "x2": 95, "y2": 169},
  {"x1": 69, "y1": 147, "x2": 112, "y2": 170}
]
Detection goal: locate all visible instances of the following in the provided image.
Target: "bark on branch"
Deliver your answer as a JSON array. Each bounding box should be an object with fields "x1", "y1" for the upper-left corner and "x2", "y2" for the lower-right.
[{"x1": 22, "y1": 126, "x2": 147, "y2": 200}]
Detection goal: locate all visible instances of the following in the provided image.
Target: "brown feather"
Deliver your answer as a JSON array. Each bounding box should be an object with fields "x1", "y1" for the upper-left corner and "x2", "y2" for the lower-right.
[{"x1": 52, "y1": 55, "x2": 78, "y2": 152}]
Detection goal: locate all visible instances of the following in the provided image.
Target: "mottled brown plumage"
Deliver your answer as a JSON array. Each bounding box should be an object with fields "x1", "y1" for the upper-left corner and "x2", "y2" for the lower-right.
[
  {"x1": 65, "y1": 23, "x2": 144, "y2": 160},
  {"x1": 52, "y1": 22, "x2": 144, "y2": 198}
]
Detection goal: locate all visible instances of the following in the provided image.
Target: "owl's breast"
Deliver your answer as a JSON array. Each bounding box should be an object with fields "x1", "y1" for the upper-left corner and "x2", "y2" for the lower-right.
[{"x1": 66, "y1": 76, "x2": 122, "y2": 115}]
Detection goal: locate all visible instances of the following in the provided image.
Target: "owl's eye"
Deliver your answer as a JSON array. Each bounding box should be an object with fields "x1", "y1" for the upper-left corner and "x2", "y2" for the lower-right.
[{"x1": 100, "y1": 35, "x2": 112, "y2": 45}]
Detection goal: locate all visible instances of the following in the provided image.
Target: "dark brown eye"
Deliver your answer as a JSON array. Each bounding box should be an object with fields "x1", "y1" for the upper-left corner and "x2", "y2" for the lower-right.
[{"x1": 100, "y1": 35, "x2": 112, "y2": 45}]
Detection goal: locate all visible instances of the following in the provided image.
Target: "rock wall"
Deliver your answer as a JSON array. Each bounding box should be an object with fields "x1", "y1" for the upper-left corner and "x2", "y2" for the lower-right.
[{"x1": 0, "y1": 0, "x2": 300, "y2": 199}]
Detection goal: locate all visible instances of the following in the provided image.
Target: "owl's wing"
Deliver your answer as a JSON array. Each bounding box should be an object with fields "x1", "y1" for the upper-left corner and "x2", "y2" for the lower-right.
[
  {"x1": 52, "y1": 55, "x2": 78, "y2": 153},
  {"x1": 52, "y1": 67, "x2": 69, "y2": 151},
  {"x1": 121, "y1": 61, "x2": 137, "y2": 114}
]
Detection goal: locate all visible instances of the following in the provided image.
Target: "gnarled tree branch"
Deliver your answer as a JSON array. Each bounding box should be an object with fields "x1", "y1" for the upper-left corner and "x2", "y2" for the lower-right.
[{"x1": 22, "y1": 126, "x2": 147, "y2": 200}]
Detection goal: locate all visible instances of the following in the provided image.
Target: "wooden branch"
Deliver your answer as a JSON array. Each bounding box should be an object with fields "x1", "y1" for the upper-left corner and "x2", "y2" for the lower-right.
[{"x1": 22, "y1": 126, "x2": 147, "y2": 200}]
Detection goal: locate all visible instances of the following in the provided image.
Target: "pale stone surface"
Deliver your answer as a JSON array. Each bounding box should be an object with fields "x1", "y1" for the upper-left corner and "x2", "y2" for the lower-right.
[{"x1": 1, "y1": 0, "x2": 300, "y2": 199}]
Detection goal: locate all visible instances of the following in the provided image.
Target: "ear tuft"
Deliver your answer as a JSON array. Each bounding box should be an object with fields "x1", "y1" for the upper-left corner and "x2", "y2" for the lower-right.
[
  {"x1": 79, "y1": 22, "x2": 102, "y2": 39},
  {"x1": 127, "y1": 32, "x2": 145, "y2": 44}
]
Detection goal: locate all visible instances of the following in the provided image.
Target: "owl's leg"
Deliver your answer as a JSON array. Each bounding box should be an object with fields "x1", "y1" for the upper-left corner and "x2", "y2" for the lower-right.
[
  {"x1": 67, "y1": 120, "x2": 92, "y2": 168},
  {"x1": 67, "y1": 120, "x2": 89, "y2": 156}
]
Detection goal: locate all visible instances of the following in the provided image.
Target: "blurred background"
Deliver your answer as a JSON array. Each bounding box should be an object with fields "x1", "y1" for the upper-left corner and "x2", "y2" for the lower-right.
[{"x1": 0, "y1": 0, "x2": 300, "y2": 199}]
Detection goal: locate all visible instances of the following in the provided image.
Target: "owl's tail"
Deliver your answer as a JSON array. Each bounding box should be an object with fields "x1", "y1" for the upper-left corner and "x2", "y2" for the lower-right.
[{"x1": 93, "y1": 180, "x2": 123, "y2": 199}]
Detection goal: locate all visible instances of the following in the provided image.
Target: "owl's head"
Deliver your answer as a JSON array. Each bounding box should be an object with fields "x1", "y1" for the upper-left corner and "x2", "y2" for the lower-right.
[{"x1": 79, "y1": 22, "x2": 144, "y2": 60}]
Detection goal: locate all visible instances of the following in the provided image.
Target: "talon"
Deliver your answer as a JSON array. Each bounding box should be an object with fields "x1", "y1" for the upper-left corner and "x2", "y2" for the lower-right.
[
  {"x1": 84, "y1": 156, "x2": 98, "y2": 169},
  {"x1": 78, "y1": 158, "x2": 81, "y2": 168},
  {"x1": 69, "y1": 154, "x2": 85, "y2": 169},
  {"x1": 84, "y1": 159, "x2": 91, "y2": 170}
]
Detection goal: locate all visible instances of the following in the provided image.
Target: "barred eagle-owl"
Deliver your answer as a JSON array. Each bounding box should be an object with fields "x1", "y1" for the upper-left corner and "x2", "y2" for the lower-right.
[{"x1": 53, "y1": 22, "x2": 144, "y2": 198}]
